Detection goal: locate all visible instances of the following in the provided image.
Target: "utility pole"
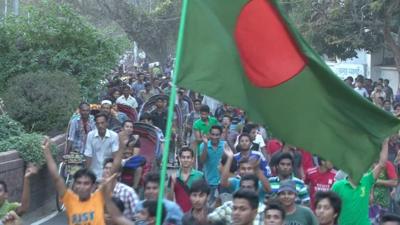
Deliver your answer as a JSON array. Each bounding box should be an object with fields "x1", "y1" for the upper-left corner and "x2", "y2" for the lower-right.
[{"x1": 4, "y1": 0, "x2": 8, "y2": 17}]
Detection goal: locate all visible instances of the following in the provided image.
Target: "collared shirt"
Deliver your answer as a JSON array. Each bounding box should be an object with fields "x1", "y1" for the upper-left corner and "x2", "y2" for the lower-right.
[
  {"x1": 113, "y1": 182, "x2": 140, "y2": 221},
  {"x1": 67, "y1": 116, "x2": 96, "y2": 154},
  {"x1": 268, "y1": 176, "x2": 310, "y2": 204},
  {"x1": 227, "y1": 177, "x2": 266, "y2": 202},
  {"x1": 84, "y1": 129, "x2": 119, "y2": 179},
  {"x1": 193, "y1": 116, "x2": 219, "y2": 135},
  {"x1": 332, "y1": 172, "x2": 375, "y2": 225},
  {"x1": 199, "y1": 140, "x2": 225, "y2": 185},
  {"x1": 233, "y1": 151, "x2": 271, "y2": 178},
  {"x1": 116, "y1": 95, "x2": 138, "y2": 109},
  {"x1": 207, "y1": 201, "x2": 265, "y2": 225},
  {"x1": 174, "y1": 169, "x2": 204, "y2": 212}
]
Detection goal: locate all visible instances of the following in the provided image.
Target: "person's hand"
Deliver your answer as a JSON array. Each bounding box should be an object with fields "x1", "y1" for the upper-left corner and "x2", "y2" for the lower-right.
[
  {"x1": 102, "y1": 173, "x2": 118, "y2": 198},
  {"x1": 41, "y1": 136, "x2": 51, "y2": 154},
  {"x1": 118, "y1": 130, "x2": 130, "y2": 149},
  {"x1": 223, "y1": 143, "x2": 234, "y2": 158},
  {"x1": 2, "y1": 211, "x2": 22, "y2": 225},
  {"x1": 202, "y1": 134, "x2": 208, "y2": 144},
  {"x1": 25, "y1": 163, "x2": 39, "y2": 178}
]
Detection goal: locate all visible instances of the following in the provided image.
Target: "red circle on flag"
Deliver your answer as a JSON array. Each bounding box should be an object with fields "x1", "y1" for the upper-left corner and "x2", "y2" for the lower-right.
[{"x1": 235, "y1": 0, "x2": 306, "y2": 88}]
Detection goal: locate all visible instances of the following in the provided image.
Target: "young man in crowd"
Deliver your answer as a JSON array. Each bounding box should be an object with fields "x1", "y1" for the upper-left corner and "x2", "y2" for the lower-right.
[
  {"x1": 220, "y1": 144, "x2": 271, "y2": 202},
  {"x1": 43, "y1": 137, "x2": 115, "y2": 225},
  {"x1": 193, "y1": 105, "x2": 219, "y2": 149},
  {"x1": 138, "y1": 172, "x2": 183, "y2": 225},
  {"x1": 314, "y1": 191, "x2": 342, "y2": 225},
  {"x1": 182, "y1": 179, "x2": 213, "y2": 225},
  {"x1": 199, "y1": 125, "x2": 226, "y2": 205},
  {"x1": 0, "y1": 165, "x2": 37, "y2": 219},
  {"x1": 235, "y1": 124, "x2": 266, "y2": 153},
  {"x1": 184, "y1": 99, "x2": 201, "y2": 144},
  {"x1": 100, "y1": 100, "x2": 122, "y2": 132},
  {"x1": 332, "y1": 139, "x2": 389, "y2": 225},
  {"x1": 277, "y1": 180, "x2": 318, "y2": 225},
  {"x1": 221, "y1": 115, "x2": 239, "y2": 151},
  {"x1": 268, "y1": 152, "x2": 310, "y2": 205},
  {"x1": 150, "y1": 97, "x2": 168, "y2": 135},
  {"x1": 304, "y1": 157, "x2": 336, "y2": 210},
  {"x1": 208, "y1": 175, "x2": 266, "y2": 225},
  {"x1": 84, "y1": 113, "x2": 119, "y2": 180},
  {"x1": 231, "y1": 189, "x2": 260, "y2": 225},
  {"x1": 170, "y1": 147, "x2": 204, "y2": 212},
  {"x1": 116, "y1": 85, "x2": 139, "y2": 110},
  {"x1": 264, "y1": 203, "x2": 286, "y2": 225},
  {"x1": 66, "y1": 102, "x2": 96, "y2": 154}
]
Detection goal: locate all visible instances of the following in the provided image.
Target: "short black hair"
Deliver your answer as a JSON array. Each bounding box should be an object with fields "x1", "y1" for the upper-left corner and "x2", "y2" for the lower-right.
[
  {"x1": 121, "y1": 85, "x2": 131, "y2": 90},
  {"x1": 265, "y1": 202, "x2": 286, "y2": 220},
  {"x1": 277, "y1": 152, "x2": 294, "y2": 165},
  {"x1": 314, "y1": 191, "x2": 342, "y2": 224},
  {"x1": 95, "y1": 112, "x2": 108, "y2": 122},
  {"x1": 193, "y1": 99, "x2": 201, "y2": 104},
  {"x1": 144, "y1": 172, "x2": 160, "y2": 187},
  {"x1": 240, "y1": 174, "x2": 259, "y2": 191},
  {"x1": 233, "y1": 189, "x2": 259, "y2": 210},
  {"x1": 381, "y1": 213, "x2": 400, "y2": 224},
  {"x1": 242, "y1": 124, "x2": 257, "y2": 133},
  {"x1": 140, "y1": 112, "x2": 152, "y2": 121},
  {"x1": 79, "y1": 102, "x2": 90, "y2": 110},
  {"x1": 122, "y1": 120, "x2": 134, "y2": 127},
  {"x1": 73, "y1": 168, "x2": 97, "y2": 184},
  {"x1": 0, "y1": 180, "x2": 8, "y2": 192},
  {"x1": 144, "y1": 82, "x2": 151, "y2": 88},
  {"x1": 238, "y1": 157, "x2": 250, "y2": 166},
  {"x1": 178, "y1": 146, "x2": 194, "y2": 158},
  {"x1": 238, "y1": 133, "x2": 251, "y2": 142},
  {"x1": 221, "y1": 154, "x2": 238, "y2": 173},
  {"x1": 199, "y1": 105, "x2": 210, "y2": 113},
  {"x1": 189, "y1": 179, "x2": 210, "y2": 195},
  {"x1": 112, "y1": 196, "x2": 125, "y2": 213},
  {"x1": 210, "y1": 125, "x2": 222, "y2": 134},
  {"x1": 143, "y1": 200, "x2": 166, "y2": 223},
  {"x1": 103, "y1": 158, "x2": 114, "y2": 168}
]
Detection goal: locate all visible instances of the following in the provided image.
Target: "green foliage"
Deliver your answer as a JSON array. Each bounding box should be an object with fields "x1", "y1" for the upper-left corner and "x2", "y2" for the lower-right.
[
  {"x1": 0, "y1": 2, "x2": 128, "y2": 100},
  {"x1": 0, "y1": 114, "x2": 25, "y2": 140},
  {"x1": 2, "y1": 71, "x2": 80, "y2": 133},
  {"x1": 284, "y1": 0, "x2": 400, "y2": 61},
  {"x1": 0, "y1": 133, "x2": 58, "y2": 166}
]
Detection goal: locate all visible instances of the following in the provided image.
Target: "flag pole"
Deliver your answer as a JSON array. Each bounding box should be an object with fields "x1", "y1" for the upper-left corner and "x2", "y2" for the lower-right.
[{"x1": 155, "y1": 0, "x2": 188, "y2": 224}]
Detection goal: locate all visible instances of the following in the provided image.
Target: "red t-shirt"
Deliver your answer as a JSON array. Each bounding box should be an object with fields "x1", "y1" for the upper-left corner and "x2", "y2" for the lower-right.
[
  {"x1": 385, "y1": 161, "x2": 398, "y2": 179},
  {"x1": 305, "y1": 166, "x2": 337, "y2": 210}
]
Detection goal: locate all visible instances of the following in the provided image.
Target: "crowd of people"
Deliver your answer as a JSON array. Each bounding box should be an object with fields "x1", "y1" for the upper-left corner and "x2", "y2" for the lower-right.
[{"x1": 2, "y1": 65, "x2": 400, "y2": 225}]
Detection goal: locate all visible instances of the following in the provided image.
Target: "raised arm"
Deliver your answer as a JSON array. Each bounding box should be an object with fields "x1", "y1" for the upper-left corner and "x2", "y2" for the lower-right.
[
  {"x1": 221, "y1": 144, "x2": 234, "y2": 188},
  {"x1": 42, "y1": 137, "x2": 67, "y2": 198},
  {"x1": 372, "y1": 138, "x2": 389, "y2": 179},
  {"x1": 199, "y1": 135, "x2": 209, "y2": 163},
  {"x1": 15, "y1": 164, "x2": 38, "y2": 216}
]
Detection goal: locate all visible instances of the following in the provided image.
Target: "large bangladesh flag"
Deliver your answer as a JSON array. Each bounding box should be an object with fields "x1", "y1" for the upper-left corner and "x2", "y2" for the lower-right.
[{"x1": 174, "y1": 0, "x2": 400, "y2": 181}]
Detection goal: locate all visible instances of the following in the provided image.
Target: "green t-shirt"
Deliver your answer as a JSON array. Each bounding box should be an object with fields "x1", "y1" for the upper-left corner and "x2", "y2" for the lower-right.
[
  {"x1": 0, "y1": 200, "x2": 20, "y2": 219},
  {"x1": 193, "y1": 116, "x2": 219, "y2": 135},
  {"x1": 332, "y1": 172, "x2": 375, "y2": 225},
  {"x1": 284, "y1": 205, "x2": 318, "y2": 225}
]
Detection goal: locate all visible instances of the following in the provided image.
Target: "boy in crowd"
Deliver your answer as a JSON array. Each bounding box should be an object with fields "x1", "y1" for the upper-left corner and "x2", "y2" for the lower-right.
[{"x1": 182, "y1": 180, "x2": 212, "y2": 225}]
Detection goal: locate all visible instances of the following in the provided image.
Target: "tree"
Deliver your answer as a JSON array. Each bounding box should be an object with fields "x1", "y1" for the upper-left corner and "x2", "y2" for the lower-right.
[
  {"x1": 284, "y1": 0, "x2": 400, "y2": 72},
  {"x1": 61, "y1": 0, "x2": 180, "y2": 64},
  {"x1": 0, "y1": 2, "x2": 128, "y2": 100}
]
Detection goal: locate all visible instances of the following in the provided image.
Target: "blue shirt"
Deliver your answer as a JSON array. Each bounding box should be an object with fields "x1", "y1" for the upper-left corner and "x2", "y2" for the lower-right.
[
  {"x1": 199, "y1": 140, "x2": 225, "y2": 185},
  {"x1": 137, "y1": 199, "x2": 183, "y2": 225},
  {"x1": 233, "y1": 151, "x2": 271, "y2": 178}
]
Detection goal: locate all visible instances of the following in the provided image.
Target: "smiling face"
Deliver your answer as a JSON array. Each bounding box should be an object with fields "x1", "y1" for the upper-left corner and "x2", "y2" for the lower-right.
[
  {"x1": 278, "y1": 190, "x2": 296, "y2": 208},
  {"x1": 179, "y1": 150, "x2": 194, "y2": 169},
  {"x1": 72, "y1": 176, "x2": 95, "y2": 201}
]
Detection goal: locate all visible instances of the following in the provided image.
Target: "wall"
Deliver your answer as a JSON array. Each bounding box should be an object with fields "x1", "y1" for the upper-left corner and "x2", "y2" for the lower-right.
[{"x1": 0, "y1": 134, "x2": 66, "y2": 211}]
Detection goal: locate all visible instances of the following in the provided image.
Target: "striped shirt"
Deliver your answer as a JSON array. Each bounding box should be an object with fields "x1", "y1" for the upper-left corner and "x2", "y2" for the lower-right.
[
  {"x1": 233, "y1": 151, "x2": 271, "y2": 178},
  {"x1": 268, "y1": 176, "x2": 310, "y2": 204}
]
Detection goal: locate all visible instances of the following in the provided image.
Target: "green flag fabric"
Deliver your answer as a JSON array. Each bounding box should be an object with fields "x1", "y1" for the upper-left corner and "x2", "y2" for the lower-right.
[{"x1": 175, "y1": 0, "x2": 400, "y2": 181}]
